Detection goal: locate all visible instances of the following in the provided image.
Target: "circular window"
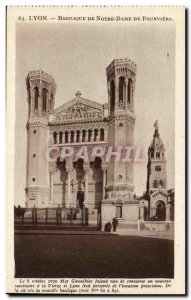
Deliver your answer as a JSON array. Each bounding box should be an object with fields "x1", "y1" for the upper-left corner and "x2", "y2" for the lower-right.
[
  {"x1": 32, "y1": 177, "x2": 36, "y2": 182},
  {"x1": 118, "y1": 175, "x2": 122, "y2": 180},
  {"x1": 33, "y1": 130, "x2": 37, "y2": 134},
  {"x1": 119, "y1": 123, "x2": 123, "y2": 127},
  {"x1": 33, "y1": 154, "x2": 36, "y2": 158}
]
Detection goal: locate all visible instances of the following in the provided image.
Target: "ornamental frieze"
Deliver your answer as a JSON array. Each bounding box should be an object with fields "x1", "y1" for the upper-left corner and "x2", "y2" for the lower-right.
[
  {"x1": 107, "y1": 113, "x2": 135, "y2": 125},
  {"x1": 26, "y1": 121, "x2": 49, "y2": 130},
  {"x1": 49, "y1": 119, "x2": 107, "y2": 128}
]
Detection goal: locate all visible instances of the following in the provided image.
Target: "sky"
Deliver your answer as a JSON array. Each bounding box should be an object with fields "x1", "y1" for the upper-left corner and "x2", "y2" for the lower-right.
[{"x1": 15, "y1": 22, "x2": 175, "y2": 206}]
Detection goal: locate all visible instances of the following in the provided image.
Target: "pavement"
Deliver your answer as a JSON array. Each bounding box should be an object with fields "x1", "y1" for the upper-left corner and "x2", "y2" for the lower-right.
[{"x1": 14, "y1": 226, "x2": 174, "y2": 240}]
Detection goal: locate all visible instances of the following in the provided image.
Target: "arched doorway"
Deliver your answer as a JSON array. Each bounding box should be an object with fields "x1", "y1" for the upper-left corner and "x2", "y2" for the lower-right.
[
  {"x1": 155, "y1": 200, "x2": 166, "y2": 221},
  {"x1": 73, "y1": 159, "x2": 85, "y2": 208}
]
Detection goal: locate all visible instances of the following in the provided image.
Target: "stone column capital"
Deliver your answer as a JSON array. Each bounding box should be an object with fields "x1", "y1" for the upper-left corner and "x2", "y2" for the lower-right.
[
  {"x1": 101, "y1": 162, "x2": 108, "y2": 172},
  {"x1": 66, "y1": 160, "x2": 73, "y2": 173},
  {"x1": 49, "y1": 162, "x2": 57, "y2": 173},
  {"x1": 83, "y1": 162, "x2": 90, "y2": 173}
]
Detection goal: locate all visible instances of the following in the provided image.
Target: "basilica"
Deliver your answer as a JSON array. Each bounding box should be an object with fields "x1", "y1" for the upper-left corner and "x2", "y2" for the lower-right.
[{"x1": 25, "y1": 58, "x2": 174, "y2": 230}]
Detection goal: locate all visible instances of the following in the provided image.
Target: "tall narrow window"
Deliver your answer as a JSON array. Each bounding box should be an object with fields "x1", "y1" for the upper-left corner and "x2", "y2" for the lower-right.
[
  {"x1": 128, "y1": 78, "x2": 133, "y2": 104},
  {"x1": 71, "y1": 131, "x2": 74, "y2": 143},
  {"x1": 110, "y1": 80, "x2": 115, "y2": 114},
  {"x1": 116, "y1": 205, "x2": 122, "y2": 218},
  {"x1": 100, "y1": 128, "x2": 104, "y2": 141},
  {"x1": 119, "y1": 77, "x2": 125, "y2": 105},
  {"x1": 53, "y1": 132, "x2": 57, "y2": 144},
  {"x1": 59, "y1": 132, "x2": 62, "y2": 144},
  {"x1": 34, "y1": 87, "x2": 38, "y2": 112},
  {"x1": 50, "y1": 94, "x2": 53, "y2": 111},
  {"x1": 42, "y1": 89, "x2": 47, "y2": 112},
  {"x1": 65, "y1": 132, "x2": 68, "y2": 143},
  {"x1": 153, "y1": 180, "x2": 158, "y2": 188}
]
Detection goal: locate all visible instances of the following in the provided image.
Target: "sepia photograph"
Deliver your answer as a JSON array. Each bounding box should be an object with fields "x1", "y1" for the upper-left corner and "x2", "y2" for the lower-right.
[{"x1": 6, "y1": 6, "x2": 185, "y2": 294}]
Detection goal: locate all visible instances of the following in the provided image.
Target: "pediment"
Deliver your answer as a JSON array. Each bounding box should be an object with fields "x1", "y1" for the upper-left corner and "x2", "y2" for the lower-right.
[{"x1": 54, "y1": 92, "x2": 104, "y2": 121}]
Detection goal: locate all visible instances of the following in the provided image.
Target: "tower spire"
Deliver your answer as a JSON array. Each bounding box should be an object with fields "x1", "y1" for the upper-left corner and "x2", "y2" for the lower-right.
[{"x1": 153, "y1": 120, "x2": 159, "y2": 137}]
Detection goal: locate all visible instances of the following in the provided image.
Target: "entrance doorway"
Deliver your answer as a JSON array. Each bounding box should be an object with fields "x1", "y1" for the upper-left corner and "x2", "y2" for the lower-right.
[
  {"x1": 155, "y1": 201, "x2": 166, "y2": 221},
  {"x1": 77, "y1": 191, "x2": 84, "y2": 209}
]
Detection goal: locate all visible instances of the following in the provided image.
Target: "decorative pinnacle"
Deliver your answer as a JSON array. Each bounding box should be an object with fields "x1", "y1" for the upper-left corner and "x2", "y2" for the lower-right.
[
  {"x1": 153, "y1": 120, "x2": 159, "y2": 137},
  {"x1": 153, "y1": 120, "x2": 159, "y2": 130},
  {"x1": 75, "y1": 91, "x2": 82, "y2": 98}
]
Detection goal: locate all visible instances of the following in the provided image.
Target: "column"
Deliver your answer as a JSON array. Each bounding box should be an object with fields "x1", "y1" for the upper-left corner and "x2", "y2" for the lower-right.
[
  {"x1": 125, "y1": 79, "x2": 128, "y2": 109},
  {"x1": 116, "y1": 81, "x2": 119, "y2": 108},
  {"x1": 104, "y1": 128, "x2": 108, "y2": 142},
  {"x1": 68, "y1": 131, "x2": 71, "y2": 143},
  {"x1": 97, "y1": 129, "x2": 101, "y2": 141},
  {"x1": 85, "y1": 130, "x2": 88, "y2": 142},
  {"x1": 140, "y1": 201, "x2": 144, "y2": 221},
  {"x1": 165, "y1": 204, "x2": 171, "y2": 221},
  {"x1": 50, "y1": 131, "x2": 54, "y2": 145},
  {"x1": 102, "y1": 163, "x2": 107, "y2": 199},
  {"x1": 79, "y1": 130, "x2": 82, "y2": 142},
  {"x1": 65, "y1": 170, "x2": 71, "y2": 208},
  {"x1": 65, "y1": 161, "x2": 73, "y2": 208},
  {"x1": 74, "y1": 131, "x2": 77, "y2": 143},
  {"x1": 150, "y1": 206, "x2": 153, "y2": 218},
  {"x1": 84, "y1": 163, "x2": 90, "y2": 207},
  {"x1": 49, "y1": 172, "x2": 54, "y2": 204},
  {"x1": 89, "y1": 130, "x2": 93, "y2": 142}
]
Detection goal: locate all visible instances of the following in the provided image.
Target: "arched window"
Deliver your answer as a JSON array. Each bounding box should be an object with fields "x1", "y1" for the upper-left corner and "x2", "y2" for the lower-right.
[
  {"x1": 156, "y1": 152, "x2": 160, "y2": 159},
  {"x1": 59, "y1": 132, "x2": 63, "y2": 144},
  {"x1": 88, "y1": 129, "x2": 92, "y2": 142},
  {"x1": 76, "y1": 130, "x2": 80, "y2": 143},
  {"x1": 100, "y1": 128, "x2": 104, "y2": 141},
  {"x1": 42, "y1": 89, "x2": 48, "y2": 112},
  {"x1": 34, "y1": 87, "x2": 38, "y2": 112},
  {"x1": 94, "y1": 129, "x2": 98, "y2": 141},
  {"x1": 119, "y1": 77, "x2": 125, "y2": 105},
  {"x1": 153, "y1": 180, "x2": 158, "y2": 188},
  {"x1": 71, "y1": 131, "x2": 74, "y2": 143},
  {"x1": 159, "y1": 180, "x2": 164, "y2": 188},
  {"x1": 110, "y1": 80, "x2": 115, "y2": 114},
  {"x1": 50, "y1": 94, "x2": 53, "y2": 111},
  {"x1": 65, "y1": 132, "x2": 68, "y2": 143},
  {"x1": 128, "y1": 78, "x2": 133, "y2": 104},
  {"x1": 53, "y1": 132, "x2": 57, "y2": 144},
  {"x1": 82, "y1": 130, "x2": 86, "y2": 142}
]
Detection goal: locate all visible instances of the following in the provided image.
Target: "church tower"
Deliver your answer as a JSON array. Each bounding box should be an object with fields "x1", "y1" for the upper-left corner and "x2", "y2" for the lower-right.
[
  {"x1": 106, "y1": 58, "x2": 136, "y2": 197},
  {"x1": 146, "y1": 120, "x2": 167, "y2": 194},
  {"x1": 25, "y1": 70, "x2": 56, "y2": 207}
]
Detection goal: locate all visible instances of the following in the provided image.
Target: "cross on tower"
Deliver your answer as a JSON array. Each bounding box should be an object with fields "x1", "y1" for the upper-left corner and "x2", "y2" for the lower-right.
[{"x1": 153, "y1": 120, "x2": 159, "y2": 130}]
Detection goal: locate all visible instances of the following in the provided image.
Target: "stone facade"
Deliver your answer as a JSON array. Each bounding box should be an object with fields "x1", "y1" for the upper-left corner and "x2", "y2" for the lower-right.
[{"x1": 25, "y1": 58, "x2": 140, "y2": 228}]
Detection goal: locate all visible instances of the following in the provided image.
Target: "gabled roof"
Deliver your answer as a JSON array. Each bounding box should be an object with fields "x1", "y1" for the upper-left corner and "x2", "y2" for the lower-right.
[
  {"x1": 54, "y1": 91, "x2": 103, "y2": 115},
  {"x1": 151, "y1": 189, "x2": 167, "y2": 198}
]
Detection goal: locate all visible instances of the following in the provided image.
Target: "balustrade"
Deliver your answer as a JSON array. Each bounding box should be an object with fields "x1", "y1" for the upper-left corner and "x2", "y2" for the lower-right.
[{"x1": 52, "y1": 128, "x2": 106, "y2": 144}]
